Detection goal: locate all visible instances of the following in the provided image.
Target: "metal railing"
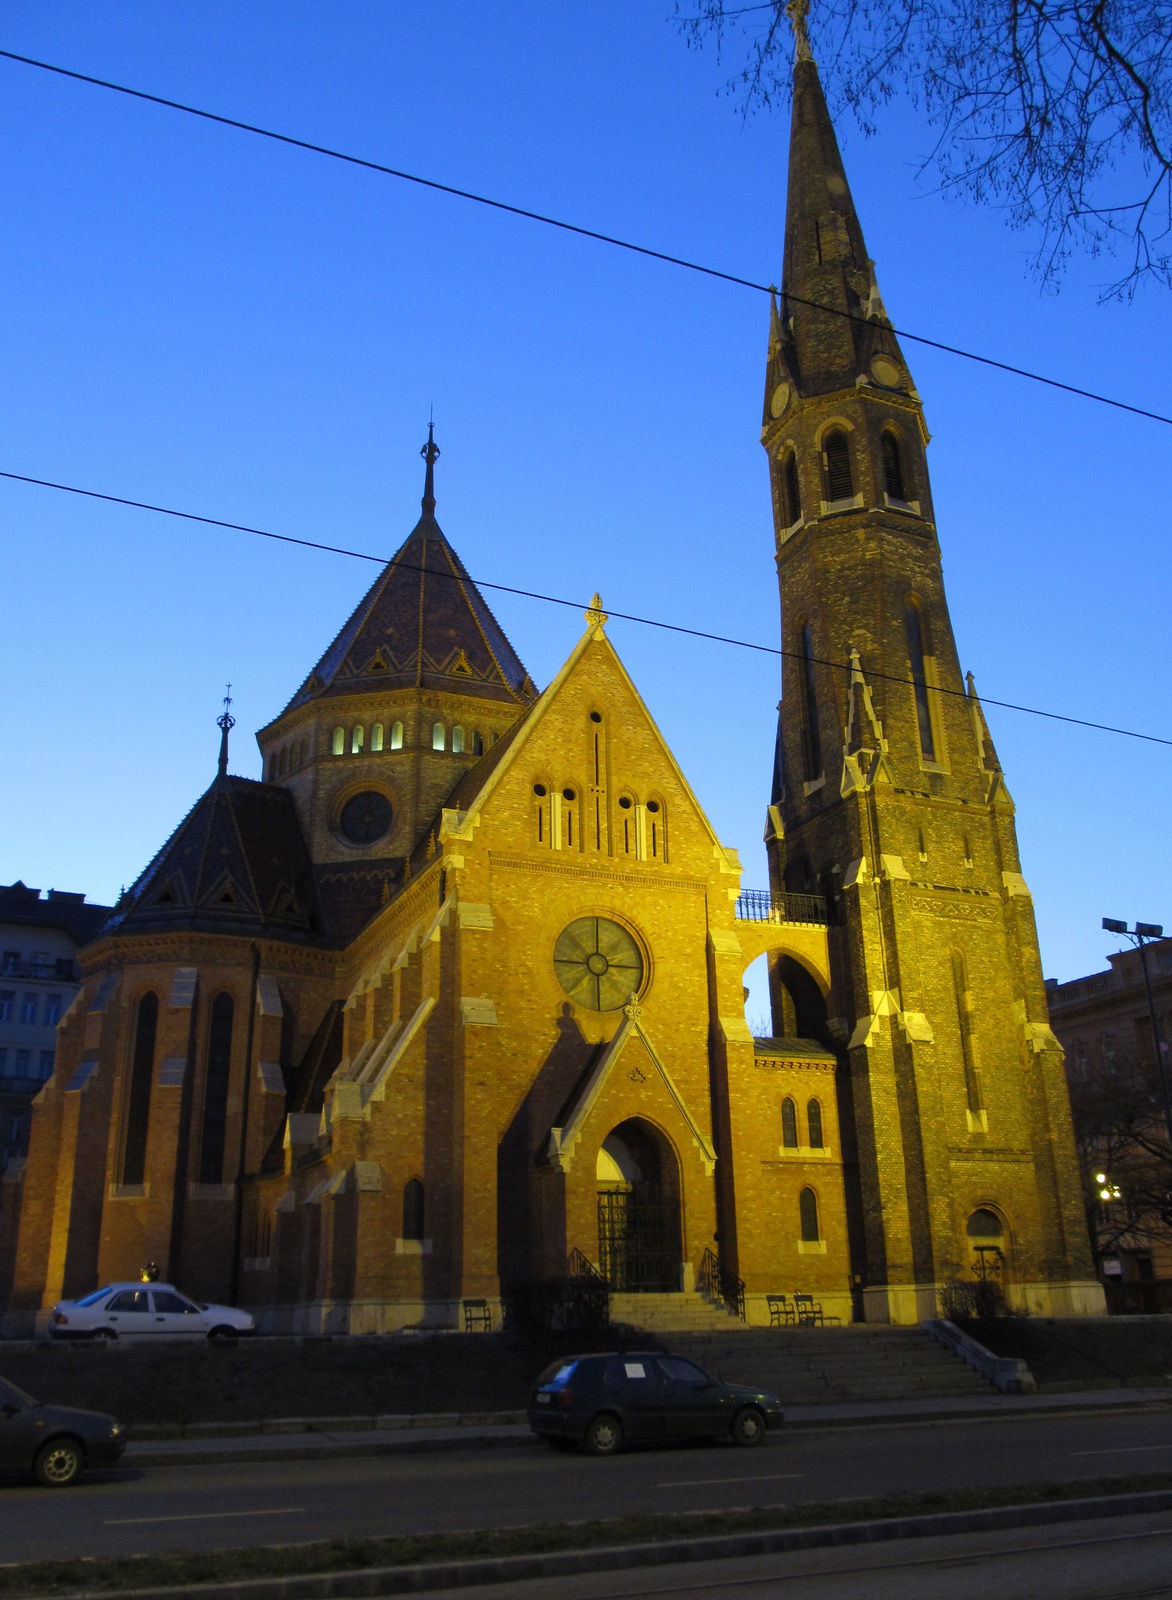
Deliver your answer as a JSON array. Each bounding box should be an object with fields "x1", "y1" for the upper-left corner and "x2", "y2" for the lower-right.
[
  {"x1": 0, "y1": 960, "x2": 78, "y2": 982},
  {"x1": 735, "y1": 889, "x2": 830, "y2": 926},
  {"x1": 697, "y1": 1247, "x2": 746, "y2": 1321}
]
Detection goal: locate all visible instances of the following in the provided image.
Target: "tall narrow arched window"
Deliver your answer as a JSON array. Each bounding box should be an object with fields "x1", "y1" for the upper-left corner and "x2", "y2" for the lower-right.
[
  {"x1": 300, "y1": 738, "x2": 308, "y2": 766},
  {"x1": 799, "y1": 623, "x2": 822, "y2": 779},
  {"x1": 781, "y1": 451, "x2": 801, "y2": 527},
  {"x1": 432, "y1": 722, "x2": 446, "y2": 751},
  {"x1": 121, "y1": 992, "x2": 158, "y2": 1186},
  {"x1": 199, "y1": 992, "x2": 234, "y2": 1185},
  {"x1": 452, "y1": 726, "x2": 466, "y2": 754},
  {"x1": 533, "y1": 782, "x2": 551, "y2": 846},
  {"x1": 807, "y1": 1098, "x2": 823, "y2": 1149},
  {"x1": 403, "y1": 1178, "x2": 425, "y2": 1241},
  {"x1": 799, "y1": 1186, "x2": 820, "y2": 1242},
  {"x1": 390, "y1": 720, "x2": 404, "y2": 750},
  {"x1": 268, "y1": 754, "x2": 279, "y2": 781},
  {"x1": 278, "y1": 746, "x2": 288, "y2": 776},
  {"x1": 618, "y1": 794, "x2": 635, "y2": 855},
  {"x1": 561, "y1": 787, "x2": 579, "y2": 849},
  {"x1": 881, "y1": 431, "x2": 906, "y2": 501},
  {"x1": 952, "y1": 952, "x2": 982, "y2": 1114},
  {"x1": 332, "y1": 726, "x2": 345, "y2": 756},
  {"x1": 904, "y1": 600, "x2": 936, "y2": 761},
  {"x1": 646, "y1": 798, "x2": 664, "y2": 860},
  {"x1": 351, "y1": 725, "x2": 364, "y2": 755},
  {"x1": 782, "y1": 1096, "x2": 798, "y2": 1148},
  {"x1": 823, "y1": 430, "x2": 854, "y2": 503},
  {"x1": 371, "y1": 723, "x2": 384, "y2": 752},
  {"x1": 472, "y1": 729, "x2": 484, "y2": 755}
]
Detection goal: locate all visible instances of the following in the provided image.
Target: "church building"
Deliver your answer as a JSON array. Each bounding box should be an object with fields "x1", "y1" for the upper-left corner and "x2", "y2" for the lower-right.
[{"x1": 0, "y1": 24, "x2": 1102, "y2": 1335}]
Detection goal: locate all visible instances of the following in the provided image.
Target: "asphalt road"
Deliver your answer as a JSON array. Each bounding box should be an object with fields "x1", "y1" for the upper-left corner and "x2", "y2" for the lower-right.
[
  {"x1": 420, "y1": 1512, "x2": 1172, "y2": 1600},
  {"x1": 1, "y1": 1408, "x2": 1171, "y2": 1563}
]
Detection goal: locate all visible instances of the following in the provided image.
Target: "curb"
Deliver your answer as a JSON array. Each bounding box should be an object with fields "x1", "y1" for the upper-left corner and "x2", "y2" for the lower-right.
[
  {"x1": 123, "y1": 1431, "x2": 537, "y2": 1468},
  {"x1": 58, "y1": 1488, "x2": 1172, "y2": 1599},
  {"x1": 129, "y1": 1413, "x2": 527, "y2": 1441}
]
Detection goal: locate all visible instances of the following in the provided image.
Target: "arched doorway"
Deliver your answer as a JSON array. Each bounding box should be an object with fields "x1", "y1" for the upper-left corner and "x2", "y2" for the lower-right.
[
  {"x1": 966, "y1": 1208, "x2": 1007, "y2": 1285},
  {"x1": 596, "y1": 1119, "x2": 682, "y2": 1292}
]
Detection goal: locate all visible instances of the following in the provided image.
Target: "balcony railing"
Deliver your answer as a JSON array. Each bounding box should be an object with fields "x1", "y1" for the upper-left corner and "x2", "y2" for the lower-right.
[
  {"x1": 735, "y1": 889, "x2": 830, "y2": 926},
  {"x1": 0, "y1": 960, "x2": 78, "y2": 983}
]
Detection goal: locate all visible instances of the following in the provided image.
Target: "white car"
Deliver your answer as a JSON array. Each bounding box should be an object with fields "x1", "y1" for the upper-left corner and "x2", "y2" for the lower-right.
[{"x1": 48, "y1": 1283, "x2": 254, "y2": 1341}]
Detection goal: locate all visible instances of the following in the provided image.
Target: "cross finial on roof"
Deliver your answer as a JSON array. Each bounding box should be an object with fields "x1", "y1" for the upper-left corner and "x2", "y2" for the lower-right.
[
  {"x1": 216, "y1": 683, "x2": 235, "y2": 779},
  {"x1": 421, "y1": 422, "x2": 440, "y2": 517},
  {"x1": 787, "y1": 0, "x2": 813, "y2": 62}
]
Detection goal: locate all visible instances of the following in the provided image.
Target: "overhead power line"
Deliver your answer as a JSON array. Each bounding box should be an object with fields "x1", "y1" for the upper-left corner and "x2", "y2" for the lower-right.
[
  {"x1": 1, "y1": 47, "x2": 1169, "y2": 429},
  {"x1": 2, "y1": 463, "x2": 1168, "y2": 750}
]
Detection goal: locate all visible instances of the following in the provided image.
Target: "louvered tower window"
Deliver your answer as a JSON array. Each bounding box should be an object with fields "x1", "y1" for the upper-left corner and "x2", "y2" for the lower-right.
[
  {"x1": 881, "y1": 432, "x2": 906, "y2": 501},
  {"x1": 823, "y1": 430, "x2": 854, "y2": 503},
  {"x1": 799, "y1": 623, "x2": 822, "y2": 779},
  {"x1": 784, "y1": 453, "x2": 801, "y2": 526},
  {"x1": 904, "y1": 600, "x2": 936, "y2": 761}
]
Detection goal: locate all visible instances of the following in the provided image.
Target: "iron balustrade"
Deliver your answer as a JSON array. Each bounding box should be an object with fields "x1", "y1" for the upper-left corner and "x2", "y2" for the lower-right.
[
  {"x1": 735, "y1": 889, "x2": 830, "y2": 925},
  {"x1": 698, "y1": 1246, "x2": 747, "y2": 1321}
]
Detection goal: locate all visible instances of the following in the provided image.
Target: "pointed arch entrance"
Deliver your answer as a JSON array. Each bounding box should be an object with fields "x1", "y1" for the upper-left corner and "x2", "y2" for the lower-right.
[{"x1": 596, "y1": 1119, "x2": 682, "y2": 1292}]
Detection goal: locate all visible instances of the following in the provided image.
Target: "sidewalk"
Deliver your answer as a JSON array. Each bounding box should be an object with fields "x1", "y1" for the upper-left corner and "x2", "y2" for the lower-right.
[{"x1": 122, "y1": 1386, "x2": 1172, "y2": 1468}]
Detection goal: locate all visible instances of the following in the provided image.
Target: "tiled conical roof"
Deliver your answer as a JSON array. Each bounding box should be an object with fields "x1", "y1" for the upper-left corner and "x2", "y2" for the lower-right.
[{"x1": 281, "y1": 430, "x2": 537, "y2": 715}]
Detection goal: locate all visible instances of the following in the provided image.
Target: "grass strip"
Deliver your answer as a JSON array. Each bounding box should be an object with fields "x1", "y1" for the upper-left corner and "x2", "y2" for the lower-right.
[{"x1": 5, "y1": 1470, "x2": 1172, "y2": 1597}]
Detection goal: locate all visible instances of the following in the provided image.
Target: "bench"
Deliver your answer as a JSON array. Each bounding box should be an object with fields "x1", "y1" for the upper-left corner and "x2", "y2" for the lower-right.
[
  {"x1": 794, "y1": 1293, "x2": 840, "y2": 1326},
  {"x1": 767, "y1": 1294, "x2": 796, "y2": 1326},
  {"x1": 463, "y1": 1298, "x2": 492, "y2": 1332}
]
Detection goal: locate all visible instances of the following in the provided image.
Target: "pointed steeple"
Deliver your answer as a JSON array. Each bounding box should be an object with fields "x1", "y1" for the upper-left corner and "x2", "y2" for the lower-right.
[
  {"x1": 216, "y1": 686, "x2": 235, "y2": 779},
  {"x1": 774, "y1": 3, "x2": 911, "y2": 401},
  {"x1": 420, "y1": 421, "x2": 439, "y2": 520}
]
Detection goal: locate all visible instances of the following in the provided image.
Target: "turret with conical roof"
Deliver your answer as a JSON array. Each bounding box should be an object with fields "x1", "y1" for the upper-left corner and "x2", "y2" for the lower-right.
[
  {"x1": 760, "y1": 3, "x2": 1096, "y2": 1325},
  {"x1": 256, "y1": 433, "x2": 538, "y2": 880}
]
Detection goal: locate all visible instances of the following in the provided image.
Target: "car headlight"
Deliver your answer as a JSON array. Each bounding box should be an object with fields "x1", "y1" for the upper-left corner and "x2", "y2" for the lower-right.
[{"x1": 110, "y1": 1424, "x2": 122, "y2": 1435}]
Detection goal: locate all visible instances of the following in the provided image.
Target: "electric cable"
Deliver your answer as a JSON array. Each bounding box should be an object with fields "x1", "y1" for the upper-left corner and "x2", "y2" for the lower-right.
[
  {"x1": 2, "y1": 463, "x2": 1168, "y2": 749},
  {"x1": 0, "y1": 46, "x2": 1169, "y2": 429}
]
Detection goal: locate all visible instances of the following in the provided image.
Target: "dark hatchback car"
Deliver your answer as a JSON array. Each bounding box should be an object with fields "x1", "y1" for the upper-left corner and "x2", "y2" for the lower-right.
[
  {"x1": 528, "y1": 1352, "x2": 783, "y2": 1455},
  {"x1": 0, "y1": 1375, "x2": 125, "y2": 1486}
]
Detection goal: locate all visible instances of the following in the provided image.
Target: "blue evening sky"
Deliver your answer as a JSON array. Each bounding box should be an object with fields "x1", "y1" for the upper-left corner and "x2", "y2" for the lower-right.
[{"x1": 0, "y1": 2, "x2": 1167, "y2": 1021}]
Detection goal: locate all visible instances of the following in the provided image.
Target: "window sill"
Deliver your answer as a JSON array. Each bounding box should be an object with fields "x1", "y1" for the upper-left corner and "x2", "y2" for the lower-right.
[
  {"x1": 820, "y1": 493, "x2": 864, "y2": 516},
  {"x1": 883, "y1": 494, "x2": 922, "y2": 515},
  {"x1": 778, "y1": 516, "x2": 805, "y2": 543},
  {"x1": 107, "y1": 1184, "x2": 148, "y2": 1200},
  {"x1": 802, "y1": 775, "x2": 825, "y2": 797},
  {"x1": 188, "y1": 1183, "x2": 234, "y2": 1200},
  {"x1": 395, "y1": 1238, "x2": 433, "y2": 1255},
  {"x1": 778, "y1": 1146, "x2": 834, "y2": 1160},
  {"x1": 966, "y1": 1109, "x2": 989, "y2": 1133},
  {"x1": 797, "y1": 1239, "x2": 828, "y2": 1254}
]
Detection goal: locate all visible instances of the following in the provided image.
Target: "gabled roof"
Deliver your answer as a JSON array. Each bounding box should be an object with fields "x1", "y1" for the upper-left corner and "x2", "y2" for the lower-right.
[
  {"x1": 278, "y1": 434, "x2": 537, "y2": 718},
  {"x1": 97, "y1": 772, "x2": 327, "y2": 945}
]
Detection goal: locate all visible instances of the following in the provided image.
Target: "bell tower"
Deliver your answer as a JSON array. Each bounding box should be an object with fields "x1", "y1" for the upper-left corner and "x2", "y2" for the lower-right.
[{"x1": 763, "y1": 3, "x2": 1101, "y2": 1321}]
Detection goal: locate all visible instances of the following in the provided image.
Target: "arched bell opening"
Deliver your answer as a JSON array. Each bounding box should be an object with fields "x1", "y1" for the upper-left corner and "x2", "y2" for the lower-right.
[{"x1": 595, "y1": 1118, "x2": 682, "y2": 1293}]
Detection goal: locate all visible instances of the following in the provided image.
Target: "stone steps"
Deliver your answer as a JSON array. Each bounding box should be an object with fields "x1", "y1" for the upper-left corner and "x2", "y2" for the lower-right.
[{"x1": 609, "y1": 1292, "x2": 743, "y2": 1333}]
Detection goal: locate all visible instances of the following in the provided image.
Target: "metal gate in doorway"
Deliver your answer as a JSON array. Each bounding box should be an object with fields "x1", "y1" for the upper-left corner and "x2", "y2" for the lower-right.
[{"x1": 597, "y1": 1187, "x2": 677, "y2": 1292}]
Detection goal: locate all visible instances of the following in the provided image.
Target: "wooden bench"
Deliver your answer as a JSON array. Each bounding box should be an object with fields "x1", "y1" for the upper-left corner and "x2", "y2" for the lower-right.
[
  {"x1": 463, "y1": 1298, "x2": 493, "y2": 1332},
  {"x1": 767, "y1": 1294, "x2": 796, "y2": 1326}
]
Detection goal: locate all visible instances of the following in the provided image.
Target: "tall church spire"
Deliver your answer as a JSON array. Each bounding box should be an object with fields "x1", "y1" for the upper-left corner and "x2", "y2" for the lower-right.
[
  {"x1": 216, "y1": 686, "x2": 234, "y2": 779},
  {"x1": 421, "y1": 421, "x2": 439, "y2": 519}
]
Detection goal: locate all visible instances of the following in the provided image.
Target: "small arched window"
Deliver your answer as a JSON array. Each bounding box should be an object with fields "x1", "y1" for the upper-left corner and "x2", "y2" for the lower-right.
[
  {"x1": 881, "y1": 431, "x2": 906, "y2": 501},
  {"x1": 904, "y1": 600, "x2": 936, "y2": 761},
  {"x1": 782, "y1": 1097, "x2": 798, "y2": 1148},
  {"x1": 561, "y1": 787, "x2": 579, "y2": 850},
  {"x1": 799, "y1": 1187, "x2": 820, "y2": 1242},
  {"x1": 390, "y1": 721, "x2": 404, "y2": 750},
  {"x1": 432, "y1": 722, "x2": 445, "y2": 752},
  {"x1": 351, "y1": 725, "x2": 364, "y2": 755},
  {"x1": 807, "y1": 1098, "x2": 823, "y2": 1149},
  {"x1": 268, "y1": 754, "x2": 280, "y2": 781},
  {"x1": 618, "y1": 793, "x2": 635, "y2": 856},
  {"x1": 646, "y1": 798, "x2": 664, "y2": 860},
  {"x1": 452, "y1": 726, "x2": 465, "y2": 754},
  {"x1": 278, "y1": 746, "x2": 288, "y2": 776},
  {"x1": 371, "y1": 723, "x2": 384, "y2": 753},
  {"x1": 121, "y1": 992, "x2": 158, "y2": 1187},
  {"x1": 332, "y1": 727, "x2": 345, "y2": 757},
  {"x1": 823, "y1": 429, "x2": 854, "y2": 504},
  {"x1": 799, "y1": 622, "x2": 822, "y2": 779},
  {"x1": 783, "y1": 452, "x2": 802, "y2": 527},
  {"x1": 472, "y1": 729, "x2": 484, "y2": 755},
  {"x1": 403, "y1": 1178, "x2": 425, "y2": 1241},
  {"x1": 299, "y1": 738, "x2": 308, "y2": 766},
  {"x1": 533, "y1": 782, "x2": 551, "y2": 846}
]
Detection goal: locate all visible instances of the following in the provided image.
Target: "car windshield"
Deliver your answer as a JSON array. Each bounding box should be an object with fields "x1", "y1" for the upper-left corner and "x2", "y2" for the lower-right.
[
  {"x1": 74, "y1": 1287, "x2": 114, "y2": 1308},
  {"x1": 0, "y1": 1376, "x2": 38, "y2": 1409}
]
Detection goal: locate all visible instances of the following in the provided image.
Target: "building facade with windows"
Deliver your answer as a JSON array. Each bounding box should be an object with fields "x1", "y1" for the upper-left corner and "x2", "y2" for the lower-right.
[{"x1": 1, "y1": 30, "x2": 1099, "y2": 1335}]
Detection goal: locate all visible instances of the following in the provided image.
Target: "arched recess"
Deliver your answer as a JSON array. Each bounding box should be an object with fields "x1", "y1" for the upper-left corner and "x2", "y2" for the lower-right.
[
  {"x1": 595, "y1": 1118, "x2": 683, "y2": 1292},
  {"x1": 966, "y1": 1205, "x2": 1009, "y2": 1285},
  {"x1": 769, "y1": 953, "x2": 830, "y2": 1040}
]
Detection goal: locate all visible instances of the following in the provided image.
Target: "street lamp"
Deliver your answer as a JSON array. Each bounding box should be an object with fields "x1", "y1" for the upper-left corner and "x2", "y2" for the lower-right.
[{"x1": 1102, "y1": 918, "x2": 1172, "y2": 1148}]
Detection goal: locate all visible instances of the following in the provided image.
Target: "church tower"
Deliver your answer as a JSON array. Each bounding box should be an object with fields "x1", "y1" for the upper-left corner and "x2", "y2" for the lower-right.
[{"x1": 762, "y1": 9, "x2": 1101, "y2": 1320}]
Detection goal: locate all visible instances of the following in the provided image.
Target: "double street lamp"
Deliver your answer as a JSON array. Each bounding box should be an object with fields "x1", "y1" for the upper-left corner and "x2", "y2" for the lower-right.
[{"x1": 1102, "y1": 918, "x2": 1172, "y2": 1149}]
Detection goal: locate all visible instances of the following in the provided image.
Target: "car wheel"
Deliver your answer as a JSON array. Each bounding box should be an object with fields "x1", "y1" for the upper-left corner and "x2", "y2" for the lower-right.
[
  {"x1": 207, "y1": 1326, "x2": 238, "y2": 1342},
  {"x1": 92, "y1": 1328, "x2": 116, "y2": 1342},
  {"x1": 731, "y1": 1407, "x2": 766, "y2": 1448},
  {"x1": 583, "y1": 1413, "x2": 622, "y2": 1457},
  {"x1": 34, "y1": 1437, "x2": 84, "y2": 1487}
]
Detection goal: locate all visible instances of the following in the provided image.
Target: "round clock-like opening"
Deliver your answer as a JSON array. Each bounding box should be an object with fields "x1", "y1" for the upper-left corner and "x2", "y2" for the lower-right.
[
  {"x1": 553, "y1": 916, "x2": 645, "y2": 1012},
  {"x1": 338, "y1": 790, "x2": 393, "y2": 846}
]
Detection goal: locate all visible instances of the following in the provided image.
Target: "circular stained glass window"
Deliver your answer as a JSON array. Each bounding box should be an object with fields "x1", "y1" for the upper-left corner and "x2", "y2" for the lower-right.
[
  {"x1": 554, "y1": 917, "x2": 644, "y2": 1012},
  {"x1": 339, "y1": 790, "x2": 393, "y2": 845}
]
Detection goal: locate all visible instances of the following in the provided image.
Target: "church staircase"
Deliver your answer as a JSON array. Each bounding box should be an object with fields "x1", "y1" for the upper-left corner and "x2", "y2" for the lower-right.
[{"x1": 608, "y1": 1291, "x2": 750, "y2": 1333}]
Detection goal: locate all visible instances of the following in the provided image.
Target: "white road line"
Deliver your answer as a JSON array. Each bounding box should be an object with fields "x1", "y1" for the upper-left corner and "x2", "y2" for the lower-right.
[
  {"x1": 104, "y1": 1507, "x2": 306, "y2": 1525},
  {"x1": 656, "y1": 1473, "x2": 806, "y2": 1488},
  {"x1": 1070, "y1": 1445, "x2": 1172, "y2": 1456}
]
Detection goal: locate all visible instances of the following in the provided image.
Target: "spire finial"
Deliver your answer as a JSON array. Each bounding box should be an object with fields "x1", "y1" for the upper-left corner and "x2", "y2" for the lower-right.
[
  {"x1": 787, "y1": 0, "x2": 813, "y2": 63},
  {"x1": 421, "y1": 421, "x2": 440, "y2": 517},
  {"x1": 585, "y1": 592, "x2": 608, "y2": 630},
  {"x1": 216, "y1": 683, "x2": 235, "y2": 779}
]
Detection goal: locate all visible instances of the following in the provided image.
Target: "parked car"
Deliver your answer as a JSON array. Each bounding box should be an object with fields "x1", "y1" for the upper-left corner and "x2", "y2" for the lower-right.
[
  {"x1": 48, "y1": 1283, "x2": 254, "y2": 1341},
  {"x1": 0, "y1": 1374, "x2": 124, "y2": 1486},
  {"x1": 528, "y1": 1352, "x2": 783, "y2": 1455}
]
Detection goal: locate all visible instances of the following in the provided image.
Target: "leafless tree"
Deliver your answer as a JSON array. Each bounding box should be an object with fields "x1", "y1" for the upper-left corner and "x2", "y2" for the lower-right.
[
  {"x1": 675, "y1": 0, "x2": 1172, "y2": 298},
  {"x1": 1067, "y1": 1051, "x2": 1172, "y2": 1259}
]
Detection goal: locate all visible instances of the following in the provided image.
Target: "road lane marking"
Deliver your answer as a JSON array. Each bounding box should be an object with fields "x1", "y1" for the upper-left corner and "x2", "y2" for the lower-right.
[
  {"x1": 655, "y1": 1473, "x2": 806, "y2": 1488},
  {"x1": 1070, "y1": 1445, "x2": 1172, "y2": 1456},
  {"x1": 104, "y1": 1507, "x2": 306, "y2": 1525}
]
